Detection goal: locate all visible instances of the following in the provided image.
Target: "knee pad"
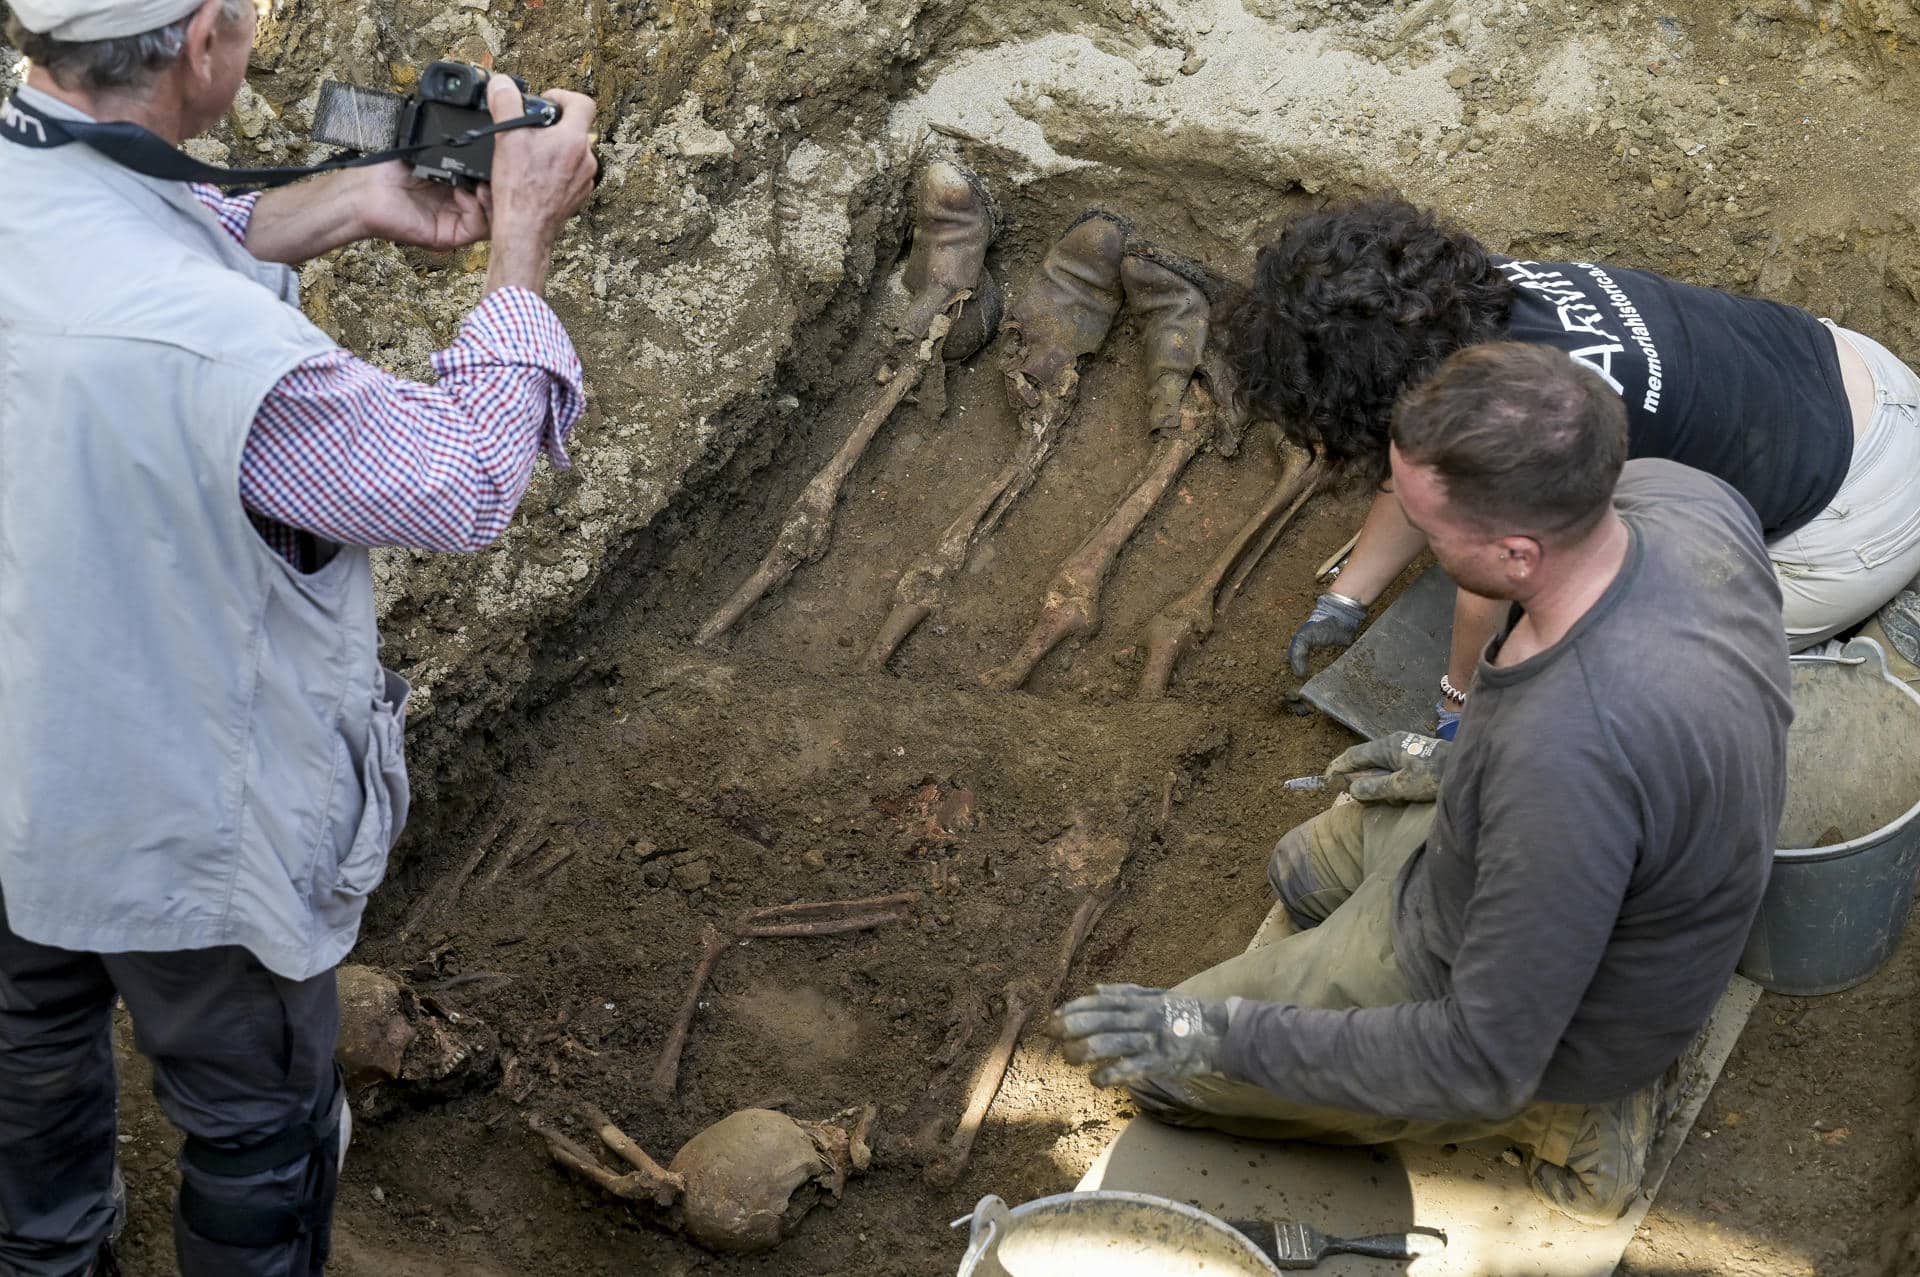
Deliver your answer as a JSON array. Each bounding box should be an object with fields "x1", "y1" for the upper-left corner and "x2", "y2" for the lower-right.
[
  {"x1": 1265, "y1": 827, "x2": 1324, "y2": 927},
  {"x1": 177, "y1": 1067, "x2": 344, "y2": 1252}
]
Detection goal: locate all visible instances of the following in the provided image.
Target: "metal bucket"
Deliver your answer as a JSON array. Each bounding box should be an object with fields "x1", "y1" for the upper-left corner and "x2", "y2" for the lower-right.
[
  {"x1": 953, "y1": 1191, "x2": 1283, "y2": 1277},
  {"x1": 1738, "y1": 637, "x2": 1920, "y2": 995}
]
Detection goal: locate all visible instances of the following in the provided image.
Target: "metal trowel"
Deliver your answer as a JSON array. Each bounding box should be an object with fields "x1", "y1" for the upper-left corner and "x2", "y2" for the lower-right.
[{"x1": 1227, "y1": 1219, "x2": 1446, "y2": 1270}]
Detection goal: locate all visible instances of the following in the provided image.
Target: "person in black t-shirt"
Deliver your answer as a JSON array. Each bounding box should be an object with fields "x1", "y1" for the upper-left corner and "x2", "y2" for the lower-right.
[{"x1": 1227, "y1": 194, "x2": 1920, "y2": 734}]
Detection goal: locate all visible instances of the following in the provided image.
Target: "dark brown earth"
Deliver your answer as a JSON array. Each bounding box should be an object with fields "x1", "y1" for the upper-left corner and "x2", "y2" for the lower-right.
[
  {"x1": 69, "y1": 0, "x2": 1920, "y2": 1273},
  {"x1": 109, "y1": 287, "x2": 1920, "y2": 1274}
]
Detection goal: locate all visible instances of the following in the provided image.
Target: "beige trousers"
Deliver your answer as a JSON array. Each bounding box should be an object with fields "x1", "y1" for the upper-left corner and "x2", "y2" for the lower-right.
[
  {"x1": 1773, "y1": 323, "x2": 1920, "y2": 650},
  {"x1": 1134, "y1": 800, "x2": 1588, "y2": 1166}
]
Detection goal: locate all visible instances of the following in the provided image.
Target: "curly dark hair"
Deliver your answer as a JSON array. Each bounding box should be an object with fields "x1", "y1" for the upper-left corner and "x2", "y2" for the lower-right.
[{"x1": 1220, "y1": 195, "x2": 1514, "y2": 481}]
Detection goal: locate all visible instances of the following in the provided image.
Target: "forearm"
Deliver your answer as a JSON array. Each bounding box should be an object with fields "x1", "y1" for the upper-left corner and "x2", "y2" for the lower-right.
[
  {"x1": 240, "y1": 170, "x2": 371, "y2": 266},
  {"x1": 240, "y1": 289, "x2": 585, "y2": 553},
  {"x1": 486, "y1": 233, "x2": 554, "y2": 297},
  {"x1": 1222, "y1": 998, "x2": 1539, "y2": 1122},
  {"x1": 1334, "y1": 490, "x2": 1430, "y2": 605}
]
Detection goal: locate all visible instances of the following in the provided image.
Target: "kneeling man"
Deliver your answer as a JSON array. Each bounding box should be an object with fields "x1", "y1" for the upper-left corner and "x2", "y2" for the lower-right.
[{"x1": 1051, "y1": 342, "x2": 1792, "y2": 1222}]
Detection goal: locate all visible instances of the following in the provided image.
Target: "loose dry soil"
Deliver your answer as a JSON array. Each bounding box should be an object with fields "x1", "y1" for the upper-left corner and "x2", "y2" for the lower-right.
[{"x1": 13, "y1": 0, "x2": 1920, "y2": 1272}]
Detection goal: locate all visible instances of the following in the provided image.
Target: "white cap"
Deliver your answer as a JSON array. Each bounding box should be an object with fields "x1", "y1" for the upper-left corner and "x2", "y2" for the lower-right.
[{"x1": 8, "y1": 0, "x2": 211, "y2": 41}]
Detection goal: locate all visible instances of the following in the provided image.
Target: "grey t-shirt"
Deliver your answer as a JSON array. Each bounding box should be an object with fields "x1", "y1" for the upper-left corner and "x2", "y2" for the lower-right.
[{"x1": 1223, "y1": 460, "x2": 1791, "y2": 1121}]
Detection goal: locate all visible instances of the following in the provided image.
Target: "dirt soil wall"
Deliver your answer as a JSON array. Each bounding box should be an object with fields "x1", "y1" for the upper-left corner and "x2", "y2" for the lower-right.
[{"x1": 12, "y1": 0, "x2": 1920, "y2": 1273}]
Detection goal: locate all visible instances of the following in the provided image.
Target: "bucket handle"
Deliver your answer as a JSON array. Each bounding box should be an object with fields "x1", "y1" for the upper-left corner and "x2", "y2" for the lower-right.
[
  {"x1": 953, "y1": 1195, "x2": 1011, "y2": 1272},
  {"x1": 1790, "y1": 636, "x2": 1889, "y2": 674}
]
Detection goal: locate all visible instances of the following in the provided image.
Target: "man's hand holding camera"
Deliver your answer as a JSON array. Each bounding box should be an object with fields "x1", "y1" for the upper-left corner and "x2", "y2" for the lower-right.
[
  {"x1": 244, "y1": 71, "x2": 596, "y2": 292},
  {"x1": 482, "y1": 75, "x2": 598, "y2": 298},
  {"x1": 346, "y1": 160, "x2": 493, "y2": 255}
]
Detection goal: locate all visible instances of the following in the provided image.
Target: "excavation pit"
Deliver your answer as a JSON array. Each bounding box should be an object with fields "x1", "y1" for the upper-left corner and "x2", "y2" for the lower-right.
[{"x1": 28, "y1": 0, "x2": 1920, "y2": 1272}]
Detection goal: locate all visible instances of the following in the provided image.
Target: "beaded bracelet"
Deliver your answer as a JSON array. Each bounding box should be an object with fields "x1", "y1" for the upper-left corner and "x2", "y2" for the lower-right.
[{"x1": 1439, "y1": 674, "x2": 1469, "y2": 707}]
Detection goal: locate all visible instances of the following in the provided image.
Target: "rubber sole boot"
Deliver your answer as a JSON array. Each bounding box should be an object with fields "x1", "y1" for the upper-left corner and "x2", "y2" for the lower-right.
[
  {"x1": 1120, "y1": 244, "x2": 1216, "y2": 435},
  {"x1": 899, "y1": 158, "x2": 998, "y2": 349},
  {"x1": 1525, "y1": 1075, "x2": 1662, "y2": 1224},
  {"x1": 1005, "y1": 210, "x2": 1132, "y2": 395}
]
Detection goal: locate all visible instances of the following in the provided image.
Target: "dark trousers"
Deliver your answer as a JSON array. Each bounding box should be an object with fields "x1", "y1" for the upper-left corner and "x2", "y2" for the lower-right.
[{"x1": 0, "y1": 888, "x2": 341, "y2": 1277}]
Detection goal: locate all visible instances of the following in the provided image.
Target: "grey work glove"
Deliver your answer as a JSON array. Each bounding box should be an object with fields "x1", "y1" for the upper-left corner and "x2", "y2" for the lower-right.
[
  {"x1": 1326, "y1": 731, "x2": 1452, "y2": 804},
  {"x1": 1049, "y1": 983, "x2": 1231, "y2": 1088},
  {"x1": 1288, "y1": 593, "x2": 1369, "y2": 677}
]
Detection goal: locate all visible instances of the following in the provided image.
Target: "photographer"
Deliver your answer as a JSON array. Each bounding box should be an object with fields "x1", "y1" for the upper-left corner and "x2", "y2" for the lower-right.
[{"x1": 0, "y1": 1, "x2": 596, "y2": 1273}]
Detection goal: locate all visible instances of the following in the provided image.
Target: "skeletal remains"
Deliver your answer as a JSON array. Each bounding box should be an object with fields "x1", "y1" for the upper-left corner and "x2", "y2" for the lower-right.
[
  {"x1": 334, "y1": 964, "x2": 500, "y2": 1117},
  {"x1": 650, "y1": 891, "x2": 919, "y2": 1103},
  {"x1": 700, "y1": 156, "x2": 1325, "y2": 692},
  {"x1": 526, "y1": 162, "x2": 1319, "y2": 1251},
  {"x1": 531, "y1": 1103, "x2": 877, "y2": 1254}
]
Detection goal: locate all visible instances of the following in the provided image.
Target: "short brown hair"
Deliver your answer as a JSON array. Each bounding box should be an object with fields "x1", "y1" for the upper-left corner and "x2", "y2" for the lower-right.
[{"x1": 1390, "y1": 341, "x2": 1627, "y2": 541}]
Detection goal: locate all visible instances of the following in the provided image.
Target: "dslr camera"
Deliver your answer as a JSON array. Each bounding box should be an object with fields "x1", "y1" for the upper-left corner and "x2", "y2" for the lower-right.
[{"x1": 312, "y1": 60, "x2": 558, "y2": 185}]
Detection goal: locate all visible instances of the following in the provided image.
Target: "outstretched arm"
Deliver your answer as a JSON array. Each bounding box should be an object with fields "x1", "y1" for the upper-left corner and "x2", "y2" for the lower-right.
[
  {"x1": 1333, "y1": 488, "x2": 1430, "y2": 604},
  {"x1": 1286, "y1": 488, "x2": 1431, "y2": 677}
]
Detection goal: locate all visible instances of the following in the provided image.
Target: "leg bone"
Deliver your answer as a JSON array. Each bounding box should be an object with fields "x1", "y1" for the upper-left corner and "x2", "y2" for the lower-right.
[
  {"x1": 868, "y1": 212, "x2": 1130, "y2": 667},
  {"x1": 923, "y1": 879, "x2": 1126, "y2": 1184},
  {"x1": 698, "y1": 161, "x2": 996, "y2": 647},
  {"x1": 981, "y1": 250, "x2": 1215, "y2": 688},
  {"x1": 1137, "y1": 451, "x2": 1323, "y2": 699},
  {"x1": 923, "y1": 982, "x2": 1032, "y2": 1186},
  {"x1": 695, "y1": 314, "x2": 955, "y2": 647},
  {"x1": 982, "y1": 388, "x2": 1212, "y2": 690}
]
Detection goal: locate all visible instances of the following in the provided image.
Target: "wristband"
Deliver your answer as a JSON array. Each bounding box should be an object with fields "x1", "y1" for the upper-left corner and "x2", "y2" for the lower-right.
[{"x1": 1439, "y1": 674, "x2": 1469, "y2": 707}]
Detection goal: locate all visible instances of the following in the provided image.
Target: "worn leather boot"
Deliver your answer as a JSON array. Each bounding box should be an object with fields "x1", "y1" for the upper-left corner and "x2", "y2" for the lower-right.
[
  {"x1": 1526, "y1": 1075, "x2": 1662, "y2": 1224},
  {"x1": 1005, "y1": 210, "x2": 1131, "y2": 399},
  {"x1": 1121, "y1": 245, "x2": 1215, "y2": 436},
  {"x1": 899, "y1": 158, "x2": 997, "y2": 353}
]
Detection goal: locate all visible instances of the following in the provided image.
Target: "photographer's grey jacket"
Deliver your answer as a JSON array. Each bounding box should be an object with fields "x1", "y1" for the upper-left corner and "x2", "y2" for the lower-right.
[{"x1": 0, "y1": 88, "x2": 409, "y2": 980}]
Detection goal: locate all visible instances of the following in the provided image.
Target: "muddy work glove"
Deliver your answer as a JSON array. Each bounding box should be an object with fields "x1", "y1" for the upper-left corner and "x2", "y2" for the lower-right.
[
  {"x1": 1326, "y1": 731, "x2": 1452, "y2": 804},
  {"x1": 1288, "y1": 593, "x2": 1369, "y2": 677},
  {"x1": 1049, "y1": 984, "x2": 1231, "y2": 1087}
]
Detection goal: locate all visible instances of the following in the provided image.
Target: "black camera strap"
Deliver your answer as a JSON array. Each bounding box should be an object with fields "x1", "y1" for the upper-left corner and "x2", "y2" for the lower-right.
[{"x1": 1, "y1": 92, "x2": 553, "y2": 190}]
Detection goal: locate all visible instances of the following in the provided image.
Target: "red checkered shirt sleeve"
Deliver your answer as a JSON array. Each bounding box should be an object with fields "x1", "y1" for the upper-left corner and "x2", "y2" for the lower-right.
[
  {"x1": 190, "y1": 183, "x2": 261, "y2": 245},
  {"x1": 242, "y1": 290, "x2": 584, "y2": 555},
  {"x1": 186, "y1": 183, "x2": 587, "y2": 558}
]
